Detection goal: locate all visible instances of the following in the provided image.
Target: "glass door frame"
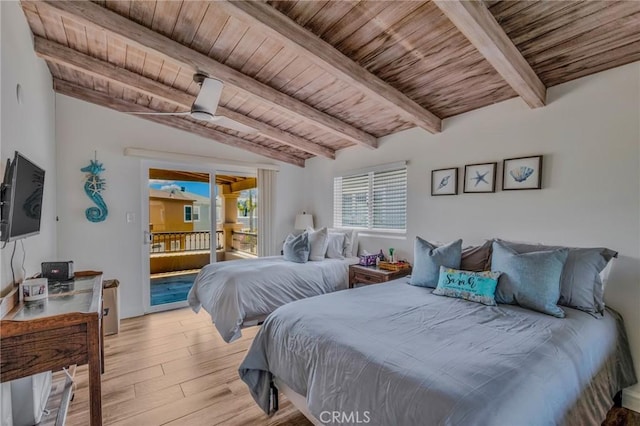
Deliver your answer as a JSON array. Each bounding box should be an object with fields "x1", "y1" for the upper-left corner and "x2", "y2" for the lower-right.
[{"x1": 141, "y1": 159, "x2": 217, "y2": 314}]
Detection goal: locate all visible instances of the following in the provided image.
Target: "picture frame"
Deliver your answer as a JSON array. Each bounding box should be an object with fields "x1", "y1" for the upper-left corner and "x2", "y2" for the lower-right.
[
  {"x1": 464, "y1": 162, "x2": 497, "y2": 193},
  {"x1": 20, "y1": 278, "x2": 48, "y2": 302},
  {"x1": 502, "y1": 155, "x2": 543, "y2": 190},
  {"x1": 431, "y1": 168, "x2": 458, "y2": 196}
]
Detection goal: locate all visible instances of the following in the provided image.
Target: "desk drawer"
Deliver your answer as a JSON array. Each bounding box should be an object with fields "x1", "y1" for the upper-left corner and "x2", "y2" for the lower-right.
[
  {"x1": 0, "y1": 323, "x2": 88, "y2": 382},
  {"x1": 353, "y1": 272, "x2": 383, "y2": 285}
]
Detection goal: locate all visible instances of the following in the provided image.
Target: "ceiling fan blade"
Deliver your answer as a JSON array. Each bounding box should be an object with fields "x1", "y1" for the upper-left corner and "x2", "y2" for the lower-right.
[
  {"x1": 211, "y1": 116, "x2": 258, "y2": 134},
  {"x1": 128, "y1": 111, "x2": 191, "y2": 116},
  {"x1": 193, "y1": 78, "x2": 223, "y2": 114}
]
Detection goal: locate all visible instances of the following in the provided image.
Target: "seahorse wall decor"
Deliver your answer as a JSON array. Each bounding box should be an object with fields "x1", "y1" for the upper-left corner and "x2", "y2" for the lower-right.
[{"x1": 81, "y1": 154, "x2": 108, "y2": 222}]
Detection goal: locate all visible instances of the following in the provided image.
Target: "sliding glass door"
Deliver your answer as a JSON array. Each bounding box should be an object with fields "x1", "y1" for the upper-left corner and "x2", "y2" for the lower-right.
[
  {"x1": 146, "y1": 166, "x2": 214, "y2": 311},
  {"x1": 142, "y1": 161, "x2": 258, "y2": 313}
]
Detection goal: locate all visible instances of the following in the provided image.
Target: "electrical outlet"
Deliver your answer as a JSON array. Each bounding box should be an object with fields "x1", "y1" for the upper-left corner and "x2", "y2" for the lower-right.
[{"x1": 126, "y1": 212, "x2": 135, "y2": 223}]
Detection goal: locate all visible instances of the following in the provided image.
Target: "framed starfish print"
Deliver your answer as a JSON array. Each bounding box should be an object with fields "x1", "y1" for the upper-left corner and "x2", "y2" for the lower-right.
[
  {"x1": 431, "y1": 167, "x2": 458, "y2": 196},
  {"x1": 464, "y1": 162, "x2": 497, "y2": 193}
]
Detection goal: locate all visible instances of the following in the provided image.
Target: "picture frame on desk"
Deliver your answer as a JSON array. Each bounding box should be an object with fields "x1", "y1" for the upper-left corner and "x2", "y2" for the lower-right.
[{"x1": 20, "y1": 278, "x2": 48, "y2": 301}]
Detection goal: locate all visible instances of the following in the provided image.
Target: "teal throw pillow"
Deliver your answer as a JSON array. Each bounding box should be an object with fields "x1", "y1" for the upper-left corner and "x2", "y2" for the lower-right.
[
  {"x1": 409, "y1": 237, "x2": 462, "y2": 288},
  {"x1": 494, "y1": 239, "x2": 617, "y2": 315},
  {"x1": 491, "y1": 241, "x2": 569, "y2": 318},
  {"x1": 433, "y1": 266, "x2": 501, "y2": 306}
]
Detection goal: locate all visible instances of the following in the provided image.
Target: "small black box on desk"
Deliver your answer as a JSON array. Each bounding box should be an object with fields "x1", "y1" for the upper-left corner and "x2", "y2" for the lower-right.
[{"x1": 41, "y1": 261, "x2": 74, "y2": 281}]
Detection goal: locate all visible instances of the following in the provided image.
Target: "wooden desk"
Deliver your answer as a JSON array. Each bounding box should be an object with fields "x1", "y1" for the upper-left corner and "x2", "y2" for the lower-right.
[{"x1": 0, "y1": 275, "x2": 103, "y2": 426}]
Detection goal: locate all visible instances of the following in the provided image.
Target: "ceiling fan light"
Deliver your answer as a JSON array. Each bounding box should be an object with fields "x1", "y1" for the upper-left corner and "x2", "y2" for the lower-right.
[{"x1": 190, "y1": 110, "x2": 214, "y2": 121}]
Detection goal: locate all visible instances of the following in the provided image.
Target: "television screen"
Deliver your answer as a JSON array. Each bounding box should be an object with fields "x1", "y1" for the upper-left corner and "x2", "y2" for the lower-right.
[{"x1": 1, "y1": 152, "x2": 45, "y2": 242}]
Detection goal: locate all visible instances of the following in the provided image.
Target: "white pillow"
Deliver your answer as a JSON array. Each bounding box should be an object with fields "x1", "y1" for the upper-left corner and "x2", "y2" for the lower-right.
[
  {"x1": 326, "y1": 233, "x2": 346, "y2": 259},
  {"x1": 307, "y1": 227, "x2": 329, "y2": 261},
  {"x1": 599, "y1": 257, "x2": 616, "y2": 290}
]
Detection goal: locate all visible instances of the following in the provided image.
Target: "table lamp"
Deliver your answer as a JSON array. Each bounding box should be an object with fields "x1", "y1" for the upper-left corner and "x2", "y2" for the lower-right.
[{"x1": 294, "y1": 212, "x2": 314, "y2": 231}]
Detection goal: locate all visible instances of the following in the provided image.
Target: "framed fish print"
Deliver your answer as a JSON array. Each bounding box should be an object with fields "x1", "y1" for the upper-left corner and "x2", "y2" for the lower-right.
[
  {"x1": 464, "y1": 162, "x2": 497, "y2": 193},
  {"x1": 502, "y1": 155, "x2": 543, "y2": 190},
  {"x1": 431, "y1": 167, "x2": 458, "y2": 196}
]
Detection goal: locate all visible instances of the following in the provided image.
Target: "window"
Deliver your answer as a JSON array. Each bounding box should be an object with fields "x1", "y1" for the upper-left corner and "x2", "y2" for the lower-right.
[
  {"x1": 184, "y1": 205, "x2": 192, "y2": 222},
  {"x1": 192, "y1": 205, "x2": 200, "y2": 222},
  {"x1": 333, "y1": 163, "x2": 407, "y2": 232}
]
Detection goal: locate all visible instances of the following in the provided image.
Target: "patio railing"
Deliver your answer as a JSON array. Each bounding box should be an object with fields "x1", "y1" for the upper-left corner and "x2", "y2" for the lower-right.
[
  {"x1": 232, "y1": 231, "x2": 258, "y2": 255},
  {"x1": 150, "y1": 230, "x2": 224, "y2": 253}
]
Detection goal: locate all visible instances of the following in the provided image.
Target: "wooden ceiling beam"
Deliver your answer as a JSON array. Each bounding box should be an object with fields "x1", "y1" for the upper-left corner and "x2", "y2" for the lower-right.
[
  {"x1": 53, "y1": 79, "x2": 306, "y2": 167},
  {"x1": 37, "y1": 0, "x2": 377, "y2": 149},
  {"x1": 434, "y1": 0, "x2": 546, "y2": 108},
  {"x1": 219, "y1": 1, "x2": 442, "y2": 134},
  {"x1": 34, "y1": 36, "x2": 336, "y2": 160},
  {"x1": 230, "y1": 178, "x2": 257, "y2": 193}
]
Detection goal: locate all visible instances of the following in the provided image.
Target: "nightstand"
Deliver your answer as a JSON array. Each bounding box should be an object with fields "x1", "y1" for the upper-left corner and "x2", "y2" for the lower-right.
[{"x1": 348, "y1": 264, "x2": 412, "y2": 288}]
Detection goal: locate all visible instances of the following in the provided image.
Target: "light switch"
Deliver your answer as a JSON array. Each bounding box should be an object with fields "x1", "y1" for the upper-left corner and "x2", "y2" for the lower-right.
[{"x1": 126, "y1": 212, "x2": 135, "y2": 223}]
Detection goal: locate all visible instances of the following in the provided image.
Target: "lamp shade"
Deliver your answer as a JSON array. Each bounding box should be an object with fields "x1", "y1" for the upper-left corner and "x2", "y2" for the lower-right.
[{"x1": 294, "y1": 213, "x2": 314, "y2": 230}]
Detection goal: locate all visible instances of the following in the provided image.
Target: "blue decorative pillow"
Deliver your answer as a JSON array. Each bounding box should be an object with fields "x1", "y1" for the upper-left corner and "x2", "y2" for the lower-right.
[
  {"x1": 433, "y1": 266, "x2": 501, "y2": 306},
  {"x1": 491, "y1": 241, "x2": 569, "y2": 318},
  {"x1": 410, "y1": 237, "x2": 462, "y2": 288},
  {"x1": 495, "y1": 239, "x2": 617, "y2": 315},
  {"x1": 283, "y1": 233, "x2": 310, "y2": 263}
]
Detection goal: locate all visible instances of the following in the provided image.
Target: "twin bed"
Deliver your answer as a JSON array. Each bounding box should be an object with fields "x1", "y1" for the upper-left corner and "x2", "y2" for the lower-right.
[
  {"x1": 188, "y1": 255, "x2": 358, "y2": 342},
  {"x1": 239, "y1": 278, "x2": 636, "y2": 425}
]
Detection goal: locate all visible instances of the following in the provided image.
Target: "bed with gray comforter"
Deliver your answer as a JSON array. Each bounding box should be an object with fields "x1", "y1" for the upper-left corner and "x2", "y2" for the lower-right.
[
  {"x1": 239, "y1": 278, "x2": 636, "y2": 426},
  {"x1": 188, "y1": 256, "x2": 358, "y2": 343}
]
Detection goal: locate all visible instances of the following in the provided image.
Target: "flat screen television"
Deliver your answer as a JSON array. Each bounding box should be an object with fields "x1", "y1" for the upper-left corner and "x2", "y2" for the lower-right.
[{"x1": 1, "y1": 151, "x2": 45, "y2": 242}]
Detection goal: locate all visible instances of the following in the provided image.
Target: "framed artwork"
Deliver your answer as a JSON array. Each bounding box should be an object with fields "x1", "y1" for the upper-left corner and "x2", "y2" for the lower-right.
[
  {"x1": 431, "y1": 168, "x2": 458, "y2": 196},
  {"x1": 503, "y1": 155, "x2": 543, "y2": 190},
  {"x1": 464, "y1": 162, "x2": 497, "y2": 193}
]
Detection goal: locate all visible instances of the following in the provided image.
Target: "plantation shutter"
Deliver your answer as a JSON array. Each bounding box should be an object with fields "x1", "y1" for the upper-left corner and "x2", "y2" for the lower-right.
[
  {"x1": 333, "y1": 163, "x2": 407, "y2": 232},
  {"x1": 333, "y1": 173, "x2": 369, "y2": 228},
  {"x1": 372, "y1": 168, "x2": 407, "y2": 231}
]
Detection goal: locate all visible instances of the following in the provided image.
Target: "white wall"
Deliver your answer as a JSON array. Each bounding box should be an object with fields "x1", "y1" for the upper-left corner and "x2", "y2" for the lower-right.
[
  {"x1": 0, "y1": 0, "x2": 56, "y2": 292},
  {"x1": 304, "y1": 63, "x2": 640, "y2": 378},
  {"x1": 1, "y1": 2, "x2": 57, "y2": 423},
  {"x1": 55, "y1": 95, "x2": 306, "y2": 318}
]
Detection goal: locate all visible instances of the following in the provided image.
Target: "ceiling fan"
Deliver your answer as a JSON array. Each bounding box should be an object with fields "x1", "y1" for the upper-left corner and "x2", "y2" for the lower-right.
[{"x1": 129, "y1": 73, "x2": 257, "y2": 134}]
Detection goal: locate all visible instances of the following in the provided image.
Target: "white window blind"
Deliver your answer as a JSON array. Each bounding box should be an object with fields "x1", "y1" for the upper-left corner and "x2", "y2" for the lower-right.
[{"x1": 333, "y1": 164, "x2": 407, "y2": 232}]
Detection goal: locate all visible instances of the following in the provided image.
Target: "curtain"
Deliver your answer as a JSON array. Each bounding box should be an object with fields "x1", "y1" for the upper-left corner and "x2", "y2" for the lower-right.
[{"x1": 257, "y1": 169, "x2": 276, "y2": 256}]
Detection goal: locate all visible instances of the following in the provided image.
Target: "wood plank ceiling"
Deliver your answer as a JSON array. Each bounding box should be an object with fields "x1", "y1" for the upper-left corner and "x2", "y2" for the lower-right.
[{"x1": 20, "y1": 1, "x2": 640, "y2": 167}]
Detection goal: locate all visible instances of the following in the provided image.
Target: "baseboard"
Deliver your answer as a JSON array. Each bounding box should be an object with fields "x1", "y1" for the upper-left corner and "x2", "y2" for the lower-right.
[{"x1": 622, "y1": 384, "x2": 640, "y2": 413}]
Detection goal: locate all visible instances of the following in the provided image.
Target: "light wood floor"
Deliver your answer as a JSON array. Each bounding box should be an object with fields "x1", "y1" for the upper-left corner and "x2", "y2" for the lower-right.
[{"x1": 64, "y1": 308, "x2": 311, "y2": 426}]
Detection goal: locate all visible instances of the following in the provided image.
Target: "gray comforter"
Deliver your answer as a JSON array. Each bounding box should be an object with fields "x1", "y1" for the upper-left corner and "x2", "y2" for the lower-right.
[
  {"x1": 239, "y1": 279, "x2": 636, "y2": 426},
  {"x1": 188, "y1": 256, "x2": 357, "y2": 343}
]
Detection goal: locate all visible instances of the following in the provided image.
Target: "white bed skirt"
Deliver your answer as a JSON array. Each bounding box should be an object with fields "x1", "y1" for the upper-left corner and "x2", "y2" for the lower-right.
[{"x1": 273, "y1": 377, "x2": 322, "y2": 426}]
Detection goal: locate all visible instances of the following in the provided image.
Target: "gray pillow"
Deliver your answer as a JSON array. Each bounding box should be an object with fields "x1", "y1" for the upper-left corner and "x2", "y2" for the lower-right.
[
  {"x1": 460, "y1": 240, "x2": 493, "y2": 272},
  {"x1": 410, "y1": 237, "x2": 462, "y2": 288},
  {"x1": 491, "y1": 241, "x2": 568, "y2": 318},
  {"x1": 326, "y1": 233, "x2": 345, "y2": 259},
  {"x1": 283, "y1": 233, "x2": 310, "y2": 263},
  {"x1": 496, "y1": 239, "x2": 617, "y2": 315}
]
